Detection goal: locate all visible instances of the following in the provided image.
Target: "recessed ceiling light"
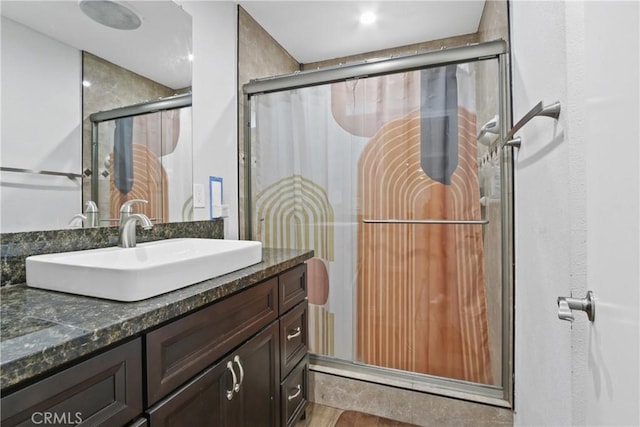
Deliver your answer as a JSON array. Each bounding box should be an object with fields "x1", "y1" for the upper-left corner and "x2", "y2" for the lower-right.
[
  {"x1": 78, "y1": 0, "x2": 142, "y2": 31},
  {"x1": 360, "y1": 11, "x2": 377, "y2": 25},
  {"x1": 82, "y1": 80, "x2": 91, "y2": 87},
  {"x1": 188, "y1": 53, "x2": 194, "y2": 62}
]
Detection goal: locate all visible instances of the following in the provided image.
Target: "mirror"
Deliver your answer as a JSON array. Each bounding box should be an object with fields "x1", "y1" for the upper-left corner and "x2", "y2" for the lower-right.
[{"x1": 0, "y1": 1, "x2": 192, "y2": 233}]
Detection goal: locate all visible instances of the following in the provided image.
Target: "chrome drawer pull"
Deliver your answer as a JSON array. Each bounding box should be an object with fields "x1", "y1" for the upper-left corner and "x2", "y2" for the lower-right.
[
  {"x1": 287, "y1": 327, "x2": 302, "y2": 340},
  {"x1": 226, "y1": 361, "x2": 237, "y2": 400},
  {"x1": 287, "y1": 385, "x2": 302, "y2": 401},
  {"x1": 233, "y1": 355, "x2": 244, "y2": 392}
]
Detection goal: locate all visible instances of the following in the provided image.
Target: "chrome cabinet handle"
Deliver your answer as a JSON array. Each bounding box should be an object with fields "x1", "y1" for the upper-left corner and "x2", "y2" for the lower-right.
[
  {"x1": 225, "y1": 361, "x2": 237, "y2": 400},
  {"x1": 233, "y1": 355, "x2": 244, "y2": 392},
  {"x1": 287, "y1": 327, "x2": 302, "y2": 340},
  {"x1": 287, "y1": 384, "x2": 302, "y2": 401}
]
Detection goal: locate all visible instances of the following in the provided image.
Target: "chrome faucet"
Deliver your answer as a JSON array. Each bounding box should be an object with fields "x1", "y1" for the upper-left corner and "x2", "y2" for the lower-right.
[
  {"x1": 68, "y1": 201, "x2": 99, "y2": 228},
  {"x1": 119, "y1": 199, "x2": 147, "y2": 232},
  {"x1": 119, "y1": 214, "x2": 153, "y2": 248},
  {"x1": 118, "y1": 199, "x2": 153, "y2": 248}
]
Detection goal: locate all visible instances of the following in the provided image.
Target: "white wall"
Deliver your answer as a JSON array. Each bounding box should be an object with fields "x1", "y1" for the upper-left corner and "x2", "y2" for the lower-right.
[
  {"x1": 512, "y1": 1, "x2": 640, "y2": 425},
  {"x1": 510, "y1": 2, "x2": 573, "y2": 424},
  {"x1": 179, "y1": 1, "x2": 239, "y2": 238},
  {"x1": 580, "y1": 1, "x2": 639, "y2": 424},
  {"x1": 0, "y1": 17, "x2": 82, "y2": 232}
]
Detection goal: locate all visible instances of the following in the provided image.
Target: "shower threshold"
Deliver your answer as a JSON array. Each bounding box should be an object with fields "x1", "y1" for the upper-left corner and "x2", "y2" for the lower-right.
[{"x1": 309, "y1": 354, "x2": 510, "y2": 408}]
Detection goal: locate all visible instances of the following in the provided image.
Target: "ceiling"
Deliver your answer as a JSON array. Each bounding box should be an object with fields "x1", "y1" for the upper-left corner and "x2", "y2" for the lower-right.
[
  {"x1": 1, "y1": 1, "x2": 192, "y2": 89},
  {"x1": 237, "y1": 1, "x2": 486, "y2": 64},
  {"x1": 1, "y1": 1, "x2": 486, "y2": 88}
]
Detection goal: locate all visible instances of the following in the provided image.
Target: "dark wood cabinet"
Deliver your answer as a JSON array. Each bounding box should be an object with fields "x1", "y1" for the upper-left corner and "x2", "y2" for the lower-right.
[
  {"x1": 226, "y1": 320, "x2": 280, "y2": 427},
  {"x1": 1, "y1": 338, "x2": 142, "y2": 427},
  {"x1": 281, "y1": 357, "x2": 308, "y2": 427},
  {"x1": 146, "y1": 346, "x2": 227, "y2": 427},
  {"x1": 2, "y1": 263, "x2": 308, "y2": 427},
  {"x1": 280, "y1": 301, "x2": 308, "y2": 379},
  {"x1": 147, "y1": 322, "x2": 280, "y2": 427},
  {"x1": 279, "y1": 300, "x2": 309, "y2": 427},
  {"x1": 278, "y1": 264, "x2": 307, "y2": 315},
  {"x1": 145, "y1": 278, "x2": 278, "y2": 406}
]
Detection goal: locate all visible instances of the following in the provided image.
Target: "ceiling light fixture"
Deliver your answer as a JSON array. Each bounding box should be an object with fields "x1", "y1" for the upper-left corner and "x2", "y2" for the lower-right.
[
  {"x1": 78, "y1": 0, "x2": 142, "y2": 31},
  {"x1": 359, "y1": 11, "x2": 377, "y2": 25}
]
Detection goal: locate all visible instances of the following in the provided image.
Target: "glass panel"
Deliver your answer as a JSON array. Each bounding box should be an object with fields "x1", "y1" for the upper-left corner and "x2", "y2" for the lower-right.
[{"x1": 249, "y1": 59, "x2": 503, "y2": 387}]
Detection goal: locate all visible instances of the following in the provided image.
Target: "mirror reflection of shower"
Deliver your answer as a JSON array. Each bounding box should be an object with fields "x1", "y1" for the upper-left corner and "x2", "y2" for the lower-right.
[{"x1": 89, "y1": 94, "x2": 193, "y2": 226}]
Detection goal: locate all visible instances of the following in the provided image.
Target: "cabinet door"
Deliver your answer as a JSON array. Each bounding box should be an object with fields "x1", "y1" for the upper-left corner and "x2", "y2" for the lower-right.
[
  {"x1": 147, "y1": 358, "x2": 231, "y2": 427},
  {"x1": 233, "y1": 321, "x2": 280, "y2": 427},
  {"x1": 1, "y1": 338, "x2": 142, "y2": 427},
  {"x1": 148, "y1": 322, "x2": 280, "y2": 427}
]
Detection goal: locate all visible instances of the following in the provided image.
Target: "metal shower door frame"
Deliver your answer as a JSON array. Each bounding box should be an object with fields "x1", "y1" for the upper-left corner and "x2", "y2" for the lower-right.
[{"x1": 242, "y1": 41, "x2": 514, "y2": 407}]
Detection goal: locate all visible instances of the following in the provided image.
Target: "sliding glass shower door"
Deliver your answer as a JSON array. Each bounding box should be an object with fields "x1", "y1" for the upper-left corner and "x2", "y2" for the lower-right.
[{"x1": 246, "y1": 50, "x2": 510, "y2": 400}]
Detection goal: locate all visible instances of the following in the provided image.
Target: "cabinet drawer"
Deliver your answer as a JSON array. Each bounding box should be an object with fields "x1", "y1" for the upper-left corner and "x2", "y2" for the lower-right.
[
  {"x1": 146, "y1": 278, "x2": 278, "y2": 405},
  {"x1": 280, "y1": 301, "x2": 308, "y2": 379},
  {"x1": 1, "y1": 338, "x2": 142, "y2": 427},
  {"x1": 280, "y1": 358, "x2": 308, "y2": 427},
  {"x1": 279, "y1": 264, "x2": 307, "y2": 315}
]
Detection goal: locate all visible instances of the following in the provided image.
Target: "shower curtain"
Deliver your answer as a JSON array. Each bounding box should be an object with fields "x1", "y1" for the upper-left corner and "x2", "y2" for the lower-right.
[
  {"x1": 109, "y1": 109, "x2": 182, "y2": 222},
  {"x1": 252, "y1": 64, "x2": 492, "y2": 384}
]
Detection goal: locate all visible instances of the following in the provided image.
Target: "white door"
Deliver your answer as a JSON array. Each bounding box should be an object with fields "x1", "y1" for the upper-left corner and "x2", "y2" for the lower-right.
[{"x1": 581, "y1": 1, "x2": 639, "y2": 424}]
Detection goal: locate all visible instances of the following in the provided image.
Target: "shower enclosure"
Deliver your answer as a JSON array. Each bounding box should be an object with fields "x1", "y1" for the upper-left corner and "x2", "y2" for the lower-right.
[
  {"x1": 89, "y1": 94, "x2": 193, "y2": 226},
  {"x1": 243, "y1": 41, "x2": 512, "y2": 405}
]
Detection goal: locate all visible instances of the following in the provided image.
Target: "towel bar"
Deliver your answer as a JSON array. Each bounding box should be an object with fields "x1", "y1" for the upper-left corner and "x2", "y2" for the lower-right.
[
  {"x1": 362, "y1": 219, "x2": 489, "y2": 225},
  {"x1": 500, "y1": 101, "x2": 561, "y2": 149},
  {"x1": 0, "y1": 166, "x2": 83, "y2": 180}
]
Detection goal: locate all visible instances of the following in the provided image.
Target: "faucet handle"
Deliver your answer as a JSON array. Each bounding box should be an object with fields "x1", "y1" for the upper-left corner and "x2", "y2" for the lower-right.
[{"x1": 119, "y1": 199, "x2": 148, "y2": 214}]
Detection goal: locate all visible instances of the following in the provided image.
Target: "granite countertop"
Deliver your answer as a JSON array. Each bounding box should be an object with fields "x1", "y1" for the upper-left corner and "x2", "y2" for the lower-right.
[{"x1": 0, "y1": 248, "x2": 313, "y2": 392}]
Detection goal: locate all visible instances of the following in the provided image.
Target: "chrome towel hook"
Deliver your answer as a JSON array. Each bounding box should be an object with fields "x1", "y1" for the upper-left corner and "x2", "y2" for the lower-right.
[{"x1": 557, "y1": 291, "x2": 596, "y2": 322}]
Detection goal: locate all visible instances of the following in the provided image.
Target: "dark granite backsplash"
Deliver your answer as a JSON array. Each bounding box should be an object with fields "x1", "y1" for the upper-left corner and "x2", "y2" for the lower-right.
[{"x1": 0, "y1": 220, "x2": 224, "y2": 286}]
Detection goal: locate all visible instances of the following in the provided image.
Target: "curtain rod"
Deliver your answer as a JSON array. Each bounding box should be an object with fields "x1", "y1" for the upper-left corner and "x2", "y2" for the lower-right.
[
  {"x1": 89, "y1": 92, "x2": 192, "y2": 123},
  {"x1": 243, "y1": 39, "x2": 507, "y2": 96}
]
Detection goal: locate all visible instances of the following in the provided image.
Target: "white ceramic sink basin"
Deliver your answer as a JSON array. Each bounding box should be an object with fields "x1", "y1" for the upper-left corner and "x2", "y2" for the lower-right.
[{"x1": 26, "y1": 238, "x2": 263, "y2": 301}]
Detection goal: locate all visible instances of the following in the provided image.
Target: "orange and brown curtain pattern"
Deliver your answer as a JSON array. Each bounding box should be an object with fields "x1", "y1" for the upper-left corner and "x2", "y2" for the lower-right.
[
  {"x1": 250, "y1": 64, "x2": 492, "y2": 384},
  {"x1": 255, "y1": 175, "x2": 336, "y2": 355},
  {"x1": 109, "y1": 110, "x2": 180, "y2": 222},
  {"x1": 355, "y1": 69, "x2": 492, "y2": 384}
]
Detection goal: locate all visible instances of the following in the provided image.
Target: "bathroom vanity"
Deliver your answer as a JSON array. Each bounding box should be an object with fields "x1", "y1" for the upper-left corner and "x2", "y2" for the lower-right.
[{"x1": 0, "y1": 248, "x2": 311, "y2": 427}]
